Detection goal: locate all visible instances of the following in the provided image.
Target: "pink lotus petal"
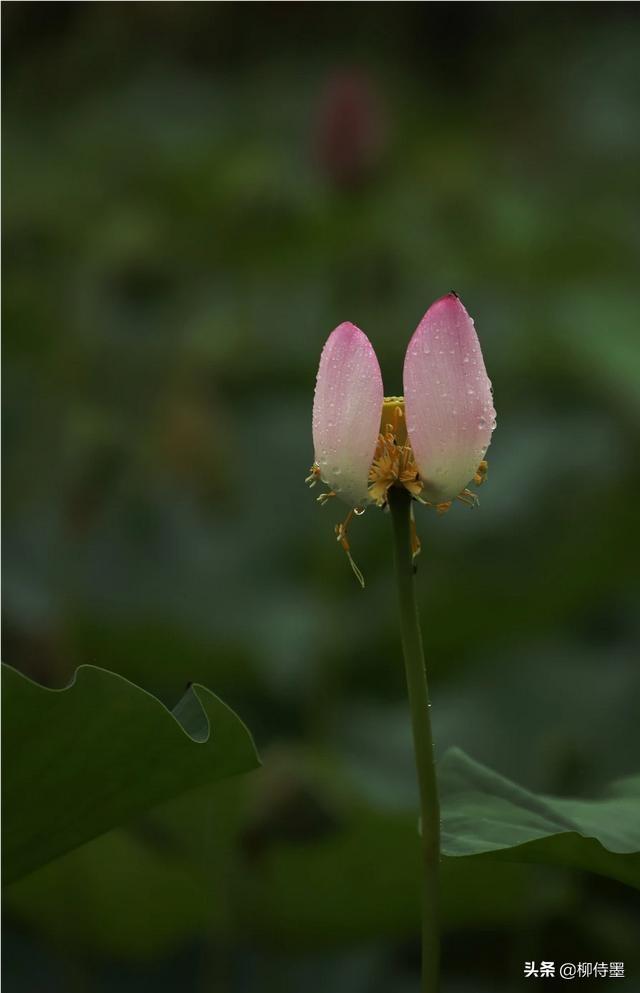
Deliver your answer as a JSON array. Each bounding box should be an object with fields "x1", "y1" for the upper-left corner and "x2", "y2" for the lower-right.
[
  {"x1": 313, "y1": 322, "x2": 383, "y2": 505},
  {"x1": 403, "y1": 294, "x2": 495, "y2": 503}
]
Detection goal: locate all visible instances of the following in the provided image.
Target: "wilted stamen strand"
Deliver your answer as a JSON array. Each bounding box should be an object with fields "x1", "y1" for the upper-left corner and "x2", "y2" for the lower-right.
[
  {"x1": 317, "y1": 490, "x2": 336, "y2": 505},
  {"x1": 456, "y1": 489, "x2": 479, "y2": 508},
  {"x1": 335, "y1": 510, "x2": 365, "y2": 588}
]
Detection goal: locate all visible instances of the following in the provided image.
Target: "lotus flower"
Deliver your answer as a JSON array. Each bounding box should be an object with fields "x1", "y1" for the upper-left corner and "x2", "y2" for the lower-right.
[{"x1": 307, "y1": 293, "x2": 495, "y2": 582}]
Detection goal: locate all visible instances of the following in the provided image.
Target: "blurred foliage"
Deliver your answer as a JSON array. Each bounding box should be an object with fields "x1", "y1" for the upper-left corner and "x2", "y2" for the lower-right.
[{"x1": 3, "y1": 4, "x2": 640, "y2": 992}]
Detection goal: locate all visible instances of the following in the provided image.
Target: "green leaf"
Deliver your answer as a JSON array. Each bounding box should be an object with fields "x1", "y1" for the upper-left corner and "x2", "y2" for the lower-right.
[
  {"x1": 439, "y1": 748, "x2": 640, "y2": 887},
  {"x1": 1, "y1": 663, "x2": 260, "y2": 884}
]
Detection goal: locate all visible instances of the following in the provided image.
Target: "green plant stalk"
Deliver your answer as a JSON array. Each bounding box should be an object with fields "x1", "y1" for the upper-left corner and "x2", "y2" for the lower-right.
[{"x1": 389, "y1": 486, "x2": 441, "y2": 993}]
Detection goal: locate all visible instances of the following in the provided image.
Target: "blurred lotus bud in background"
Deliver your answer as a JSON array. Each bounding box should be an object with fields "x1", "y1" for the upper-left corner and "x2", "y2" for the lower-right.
[{"x1": 313, "y1": 68, "x2": 387, "y2": 190}]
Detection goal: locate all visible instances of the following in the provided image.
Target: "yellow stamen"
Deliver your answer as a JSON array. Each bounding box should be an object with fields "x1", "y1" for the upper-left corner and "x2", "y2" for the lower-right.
[
  {"x1": 306, "y1": 462, "x2": 321, "y2": 487},
  {"x1": 368, "y1": 396, "x2": 424, "y2": 508},
  {"x1": 474, "y1": 460, "x2": 488, "y2": 486},
  {"x1": 305, "y1": 409, "x2": 490, "y2": 586}
]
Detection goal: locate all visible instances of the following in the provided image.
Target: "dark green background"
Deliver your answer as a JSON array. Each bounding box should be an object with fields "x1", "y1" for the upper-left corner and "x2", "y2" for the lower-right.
[{"x1": 3, "y1": 4, "x2": 639, "y2": 991}]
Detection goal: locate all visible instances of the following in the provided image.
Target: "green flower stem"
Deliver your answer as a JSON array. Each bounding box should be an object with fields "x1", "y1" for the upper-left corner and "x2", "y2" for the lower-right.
[{"x1": 389, "y1": 486, "x2": 441, "y2": 993}]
